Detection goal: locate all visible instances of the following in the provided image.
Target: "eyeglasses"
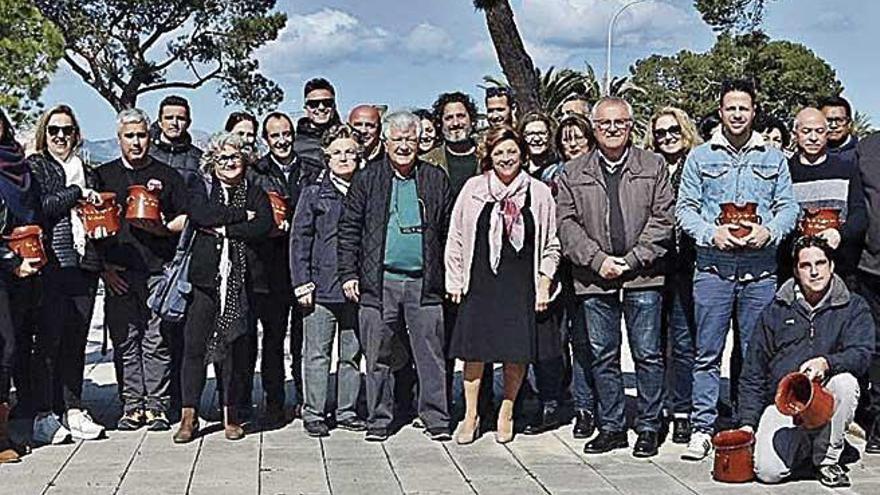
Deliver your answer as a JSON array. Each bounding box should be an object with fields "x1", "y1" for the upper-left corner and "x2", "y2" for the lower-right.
[
  {"x1": 216, "y1": 154, "x2": 242, "y2": 169},
  {"x1": 593, "y1": 119, "x2": 632, "y2": 132},
  {"x1": 122, "y1": 132, "x2": 148, "y2": 140},
  {"x1": 305, "y1": 98, "x2": 335, "y2": 110},
  {"x1": 47, "y1": 125, "x2": 76, "y2": 137},
  {"x1": 826, "y1": 117, "x2": 850, "y2": 127},
  {"x1": 524, "y1": 130, "x2": 550, "y2": 138},
  {"x1": 388, "y1": 137, "x2": 418, "y2": 146},
  {"x1": 329, "y1": 149, "x2": 359, "y2": 158},
  {"x1": 653, "y1": 125, "x2": 682, "y2": 140}
]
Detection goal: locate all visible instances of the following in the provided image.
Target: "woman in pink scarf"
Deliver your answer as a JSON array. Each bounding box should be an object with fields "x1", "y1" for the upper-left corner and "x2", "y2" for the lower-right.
[{"x1": 445, "y1": 126, "x2": 560, "y2": 444}]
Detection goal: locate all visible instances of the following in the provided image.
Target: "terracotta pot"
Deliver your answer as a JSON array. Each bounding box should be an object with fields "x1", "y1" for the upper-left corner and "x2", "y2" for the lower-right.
[
  {"x1": 266, "y1": 191, "x2": 289, "y2": 236},
  {"x1": 799, "y1": 208, "x2": 841, "y2": 237},
  {"x1": 3, "y1": 225, "x2": 47, "y2": 270},
  {"x1": 712, "y1": 429, "x2": 755, "y2": 483},
  {"x1": 77, "y1": 192, "x2": 121, "y2": 238},
  {"x1": 125, "y1": 185, "x2": 161, "y2": 221},
  {"x1": 716, "y1": 202, "x2": 762, "y2": 238},
  {"x1": 775, "y1": 372, "x2": 835, "y2": 429}
]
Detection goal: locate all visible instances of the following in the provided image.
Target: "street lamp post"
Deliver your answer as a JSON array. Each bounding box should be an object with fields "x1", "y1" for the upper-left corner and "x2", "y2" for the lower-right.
[{"x1": 605, "y1": 0, "x2": 650, "y2": 95}]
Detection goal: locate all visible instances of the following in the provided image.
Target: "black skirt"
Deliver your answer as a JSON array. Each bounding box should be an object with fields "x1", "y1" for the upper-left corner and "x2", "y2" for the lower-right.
[{"x1": 450, "y1": 192, "x2": 537, "y2": 363}]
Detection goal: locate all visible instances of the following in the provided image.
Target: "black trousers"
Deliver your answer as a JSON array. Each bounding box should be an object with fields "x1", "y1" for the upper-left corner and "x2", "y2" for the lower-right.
[
  {"x1": 33, "y1": 265, "x2": 97, "y2": 413},
  {"x1": 239, "y1": 292, "x2": 302, "y2": 408},
  {"x1": 182, "y1": 287, "x2": 251, "y2": 409},
  {"x1": 855, "y1": 270, "x2": 880, "y2": 419},
  {"x1": 6, "y1": 277, "x2": 41, "y2": 411}
]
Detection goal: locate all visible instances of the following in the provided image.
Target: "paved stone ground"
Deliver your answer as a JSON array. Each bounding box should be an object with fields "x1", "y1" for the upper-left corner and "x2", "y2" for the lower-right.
[{"x1": 3, "y1": 296, "x2": 880, "y2": 494}]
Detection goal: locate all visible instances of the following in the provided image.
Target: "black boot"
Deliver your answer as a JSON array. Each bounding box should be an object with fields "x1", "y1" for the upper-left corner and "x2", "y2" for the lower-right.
[
  {"x1": 583, "y1": 431, "x2": 628, "y2": 454},
  {"x1": 523, "y1": 403, "x2": 561, "y2": 435},
  {"x1": 572, "y1": 410, "x2": 596, "y2": 439},
  {"x1": 867, "y1": 417, "x2": 880, "y2": 454},
  {"x1": 672, "y1": 417, "x2": 691, "y2": 444}
]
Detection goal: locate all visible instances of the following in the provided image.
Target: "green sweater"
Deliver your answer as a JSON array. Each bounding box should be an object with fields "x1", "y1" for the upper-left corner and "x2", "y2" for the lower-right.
[{"x1": 384, "y1": 175, "x2": 423, "y2": 278}]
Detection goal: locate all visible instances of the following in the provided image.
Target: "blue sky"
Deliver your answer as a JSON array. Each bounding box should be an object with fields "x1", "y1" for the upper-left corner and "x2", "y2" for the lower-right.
[{"x1": 40, "y1": 0, "x2": 879, "y2": 140}]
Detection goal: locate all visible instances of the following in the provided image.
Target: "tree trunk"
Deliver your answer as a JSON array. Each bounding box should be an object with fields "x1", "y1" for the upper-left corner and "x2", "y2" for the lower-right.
[{"x1": 481, "y1": 1, "x2": 541, "y2": 114}]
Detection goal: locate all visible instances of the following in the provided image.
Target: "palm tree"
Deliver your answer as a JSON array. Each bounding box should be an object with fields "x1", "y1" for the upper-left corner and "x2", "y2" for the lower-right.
[
  {"x1": 853, "y1": 110, "x2": 876, "y2": 139},
  {"x1": 473, "y1": 0, "x2": 541, "y2": 114}
]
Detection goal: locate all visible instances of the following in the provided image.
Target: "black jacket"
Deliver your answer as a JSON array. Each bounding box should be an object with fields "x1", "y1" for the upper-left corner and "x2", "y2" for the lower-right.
[
  {"x1": 27, "y1": 153, "x2": 101, "y2": 271},
  {"x1": 290, "y1": 172, "x2": 347, "y2": 304},
  {"x1": 246, "y1": 153, "x2": 305, "y2": 294},
  {"x1": 186, "y1": 177, "x2": 274, "y2": 291},
  {"x1": 738, "y1": 275, "x2": 875, "y2": 428},
  {"x1": 148, "y1": 124, "x2": 204, "y2": 197},
  {"x1": 0, "y1": 176, "x2": 41, "y2": 287},
  {"x1": 293, "y1": 117, "x2": 336, "y2": 185},
  {"x1": 859, "y1": 133, "x2": 880, "y2": 276},
  {"x1": 337, "y1": 159, "x2": 453, "y2": 309}
]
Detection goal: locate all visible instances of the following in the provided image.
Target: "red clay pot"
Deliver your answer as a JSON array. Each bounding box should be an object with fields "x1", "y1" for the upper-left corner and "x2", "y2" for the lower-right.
[
  {"x1": 3, "y1": 225, "x2": 47, "y2": 270},
  {"x1": 125, "y1": 185, "x2": 161, "y2": 221},
  {"x1": 799, "y1": 208, "x2": 841, "y2": 237},
  {"x1": 775, "y1": 372, "x2": 835, "y2": 430},
  {"x1": 717, "y1": 202, "x2": 762, "y2": 238},
  {"x1": 77, "y1": 192, "x2": 121, "y2": 238},
  {"x1": 266, "y1": 191, "x2": 289, "y2": 236},
  {"x1": 712, "y1": 429, "x2": 755, "y2": 483}
]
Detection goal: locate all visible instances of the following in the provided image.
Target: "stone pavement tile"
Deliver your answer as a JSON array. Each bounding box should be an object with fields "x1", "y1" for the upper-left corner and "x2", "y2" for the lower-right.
[
  {"x1": 44, "y1": 486, "x2": 116, "y2": 495},
  {"x1": 260, "y1": 467, "x2": 331, "y2": 495},
  {"x1": 514, "y1": 463, "x2": 615, "y2": 493},
  {"x1": 51, "y1": 432, "x2": 145, "y2": 489},
  {"x1": 382, "y1": 429, "x2": 471, "y2": 494},
  {"x1": 649, "y1": 456, "x2": 717, "y2": 486},
  {"x1": 119, "y1": 469, "x2": 194, "y2": 495},
  {"x1": 504, "y1": 434, "x2": 586, "y2": 467},
  {"x1": 468, "y1": 476, "x2": 548, "y2": 495},
  {"x1": 260, "y1": 436, "x2": 329, "y2": 495},
  {"x1": 600, "y1": 471, "x2": 695, "y2": 495},
  {"x1": 188, "y1": 429, "x2": 260, "y2": 492}
]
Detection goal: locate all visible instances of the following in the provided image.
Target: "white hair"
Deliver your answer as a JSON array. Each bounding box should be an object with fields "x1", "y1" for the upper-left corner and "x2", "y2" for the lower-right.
[
  {"x1": 201, "y1": 131, "x2": 257, "y2": 173},
  {"x1": 116, "y1": 108, "x2": 151, "y2": 133},
  {"x1": 590, "y1": 96, "x2": 634, "y2": 122},
  {"x1": 381, "y1": 110, "x2": 422, "y2": 139}
]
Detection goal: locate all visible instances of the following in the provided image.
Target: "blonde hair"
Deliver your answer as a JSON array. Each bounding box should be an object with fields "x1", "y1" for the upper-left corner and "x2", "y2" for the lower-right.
[
  {"x1": 200, "y1": 132, "x2": 257, "y2": 174},
  {"x1": 34, "y1": 104, "x2": 83, "y2": 154},
  {"x1": 645, "y1": 106, "x2": 702, "y2": 153}
]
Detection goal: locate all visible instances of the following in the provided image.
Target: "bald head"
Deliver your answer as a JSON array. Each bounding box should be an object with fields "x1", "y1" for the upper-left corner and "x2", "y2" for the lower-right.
[
  {"x1": 349, "y1": 105, "x2": 381, "y2": 152},
  {"x1": 794, "y1": 107, "x2": 828, "y2": 161}
]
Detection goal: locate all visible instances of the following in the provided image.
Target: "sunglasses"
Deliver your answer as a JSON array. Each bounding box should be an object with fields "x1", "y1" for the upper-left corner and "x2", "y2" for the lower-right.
[
  {"x1": 305, "y1": 98, "x2": 335, "y2": 110},
  {"x1": 48, "y1": 125, "x2": 76, "y2": 137},
  {"x1": 653, "y1": 125, "x2": 682, "y2": 140}
]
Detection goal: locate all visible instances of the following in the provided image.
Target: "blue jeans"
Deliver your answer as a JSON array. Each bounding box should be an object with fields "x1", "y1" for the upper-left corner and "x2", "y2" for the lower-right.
[
  {"x1": 567, "y1": 295, "x2": 595, "y2": 413},
  {"x1": 690, "y1": 271, "x2": 777, "y2": 433},
  {"x1": 583, "y1": 289, "x2": 664, "y2": 433},
  {"x1": 662, "y1": 273, "x2": 696, "y2": 416}
]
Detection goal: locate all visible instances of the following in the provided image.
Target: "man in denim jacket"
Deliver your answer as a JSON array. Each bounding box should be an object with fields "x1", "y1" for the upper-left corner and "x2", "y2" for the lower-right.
[{"x1": 676, "y1": 79, "x2": 798, "y2": 460}]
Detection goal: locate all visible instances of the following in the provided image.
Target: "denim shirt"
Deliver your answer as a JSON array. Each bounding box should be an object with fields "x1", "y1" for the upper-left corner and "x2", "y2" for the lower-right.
[{"x1": 675, "y1": 132, "x2": 798, "y2": 279}]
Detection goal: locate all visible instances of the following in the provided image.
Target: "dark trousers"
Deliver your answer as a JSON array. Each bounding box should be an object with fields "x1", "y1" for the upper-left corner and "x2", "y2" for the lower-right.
[
  {"x1": 9, "y1": 277, "x2": 40, "y2": 412},
  {"x1": 661, "y1": 271, "x2": 697, "y2": 416},
  {"x1": 181, "y1": 287, "x2": 250, "y2": 409},
  {"x1": 104, "y1": 272, "x2": 171, "y2": 414},
  {"x1": 33, "y1": 265, "x2": 97, "y2": 413},
  {"x1": 360, "y1": 277, "x2": 449, "y2": 431},
  {"x1": 240, "y1": 292, "x2": 303, "y2": 408},
  {"x1": 855, "y1": 270, "x2": 880, "y2": 418},
  {"x1": 583, "y1": 289, "x2": 664, "y2": 433},
  {"x1": 0, "y1": 280, "x2": 36, "y2": 403}
]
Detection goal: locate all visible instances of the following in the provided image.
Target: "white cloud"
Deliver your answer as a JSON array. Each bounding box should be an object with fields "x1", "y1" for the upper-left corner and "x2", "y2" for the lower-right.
[
  {"x1": 520, "y1": 0, "x2": 700, "y2": 51},
  {"x1": 403, "y1": 23, "x2": 456, "y2": 61},
  {"x1": 257, "y1": 8, "x2": 392, "y2": 75}
]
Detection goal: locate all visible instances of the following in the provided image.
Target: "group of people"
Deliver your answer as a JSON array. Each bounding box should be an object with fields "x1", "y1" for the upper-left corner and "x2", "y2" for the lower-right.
[{"x1": 1, "y1": 75, "x2": 879, "y2": 488}]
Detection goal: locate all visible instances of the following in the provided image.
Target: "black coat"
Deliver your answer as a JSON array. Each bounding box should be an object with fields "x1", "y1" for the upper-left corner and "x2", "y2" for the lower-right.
[
  {"x1": 27, "y1": 153, "x2": 101, "y2": 271},
  {"x1": 246, "y1": 153, "x2": 305, "y2": 294},
  {"x1": 858, "y1": 133, "x2": 880, "y2": 276},
  {"x1": 290, "y1": 172, "x2": 346, "y2": 304},
  {"x1": 186, "y1": 177, "x2": 274, "y2": 291},
  {"x1": 738, "y1": 275, "x2": 876, "y2": 428},
  {"x1": 148, "y1": 124, "x2": 204, "y2": 198},
  {"x1": 293, "y1": 117, "x2": 335, "y2": 185},
  {"x1": 337, "y1": 159, "x2": 453, "y2": 309}
]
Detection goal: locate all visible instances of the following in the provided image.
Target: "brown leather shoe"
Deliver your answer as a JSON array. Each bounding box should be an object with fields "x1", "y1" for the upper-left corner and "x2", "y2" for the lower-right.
[
  {"x1": 224, "y1": 407, "x2": 245, "y2": 441},
  {"x1": 0, "y1": 402, "x2": 21, "y2": 463},
  {"x1": 172, "y1": 408, "x2": 200, "y2": 444}
]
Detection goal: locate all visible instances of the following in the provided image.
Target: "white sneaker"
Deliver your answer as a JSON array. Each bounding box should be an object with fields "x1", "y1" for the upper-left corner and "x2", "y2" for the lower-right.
[
  {"x1": 681, "y1": 431, "x2": 713, "y2": 461},
  {"x1": 33, "y1": 414, "x2": 72, "y2": 445},
  {"x1": 66, "y1": 409, "x2": 105, "y2": 440}
]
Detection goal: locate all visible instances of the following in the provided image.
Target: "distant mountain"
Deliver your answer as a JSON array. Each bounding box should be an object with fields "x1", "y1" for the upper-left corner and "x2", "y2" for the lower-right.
[{"x1": 82, "y1": 129, "x2": 211, "y2": 166}]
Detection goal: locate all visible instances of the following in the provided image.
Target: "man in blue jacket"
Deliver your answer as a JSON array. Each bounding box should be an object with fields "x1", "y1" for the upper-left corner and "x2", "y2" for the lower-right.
[
  {"x1": 677, "y1": 79, "x2": 798, "y2": 460},
  {"x1": 739, "y1": 236, "x2": 874, "y2": 488}
]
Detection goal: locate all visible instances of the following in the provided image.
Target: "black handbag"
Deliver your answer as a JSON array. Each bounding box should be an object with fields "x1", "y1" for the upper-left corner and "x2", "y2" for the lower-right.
[{"x1": 147, "y1": 223, "x2": 195, "y2": 322}]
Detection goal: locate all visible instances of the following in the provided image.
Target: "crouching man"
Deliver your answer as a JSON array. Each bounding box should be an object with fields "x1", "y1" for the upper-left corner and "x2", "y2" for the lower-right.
[{"x1": 738, "y1": 236, "x2": 875, "y2": 488}]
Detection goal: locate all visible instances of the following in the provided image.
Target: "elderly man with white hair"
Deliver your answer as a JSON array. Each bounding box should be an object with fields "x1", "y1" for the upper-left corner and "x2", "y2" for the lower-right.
[
  {"x1": 94, "y1": 108, "x2": 189, "y2": 432},
  {"x1": 337, "y1": 110, "x2": 454, "y2": 442}
]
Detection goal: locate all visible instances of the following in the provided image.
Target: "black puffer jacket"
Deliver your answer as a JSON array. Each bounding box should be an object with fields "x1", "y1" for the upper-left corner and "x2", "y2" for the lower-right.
[
  {"x1": 27, "y1": 153, "x2": 101, "y2": 271},
  {"x1": 337, "y1": 159, "x2": 453, "y2": 309},
  {"x1": 738, "y1": 275, "x2": 875, "y2": 428},
  {"x1": 148, "y1": 123, "x2": 204, "y2": 197},
  {"x1": 246, "y1": 153, "x2": 307, "y2": 294},
  {"x1": 293, "y1": 117, "x2": 337, "y2": 185}
]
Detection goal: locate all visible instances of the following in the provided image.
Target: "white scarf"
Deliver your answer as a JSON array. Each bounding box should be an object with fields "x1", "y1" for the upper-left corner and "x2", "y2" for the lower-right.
[
  {"x1": 330, "y1": 173, "x2": 351, "y2": 196},
  {"x1": 52, "y1": 152, "x2": 87, "y2": 258},
  {"x1": 487, "y1": 171, "x2": 529, "y2": 274}
]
